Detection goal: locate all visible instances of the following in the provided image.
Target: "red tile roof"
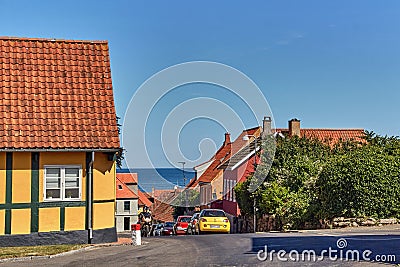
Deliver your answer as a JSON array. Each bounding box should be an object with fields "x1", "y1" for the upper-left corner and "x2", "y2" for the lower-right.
[
  {"x1": 151, "y1": 189, "x2": 181, "y2": 222},
  {"x1": 138, "y1": 190, "x2": 153, "y2": 207},
  {"x1": 152, "y1": 199, "x2": 175, "y2": 222},
  {"x1": 116, "y1": 176, "x2": 138, "y2": 199},
  {"x1": 275, "y1": 128, "x2": 365, "y2": 146},
  {"x1": 191, "y1": 125, "x2": 365, "y2": 186},
  {"x1": 190, "y1": 127, "x2": 261, "y2": 187},
  {"x1": 116, "y1": 173, "x2": 138, "y2": 184},
  {"x1": 0, "y1": 37, "x2": 120, "y2": 150}
]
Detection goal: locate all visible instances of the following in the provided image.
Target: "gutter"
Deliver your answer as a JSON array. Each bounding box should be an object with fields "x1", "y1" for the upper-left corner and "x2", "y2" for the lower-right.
[
  {"x1": 87, "y1": 151, "x2": 95, "y2": 244},
  {"x1": 0, "y1": 148, "x2": 120, "y2": 152}
]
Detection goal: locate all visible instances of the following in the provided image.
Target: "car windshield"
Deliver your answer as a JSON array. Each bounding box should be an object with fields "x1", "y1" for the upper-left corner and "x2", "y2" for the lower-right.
[
  {"x1": 179, "y1": 217, "x2": 191, "y2": 222},
  {"x1": 165, "y1": 222, "x2": 174, "y2": 227},
  {"x1": 202, "y1": 210, "x2": 226, "y2": 217}
]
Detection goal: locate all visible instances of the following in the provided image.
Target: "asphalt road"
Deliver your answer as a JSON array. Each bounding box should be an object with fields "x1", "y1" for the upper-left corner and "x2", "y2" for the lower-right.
[{"x1": 1, "y1": 226, "x2": 400, "y2": 267}]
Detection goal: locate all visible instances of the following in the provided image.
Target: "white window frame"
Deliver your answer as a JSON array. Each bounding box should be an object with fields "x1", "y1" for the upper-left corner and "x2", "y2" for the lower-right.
[{"x1": 44, "y1": 165, "x2": 82, "y2": 201}]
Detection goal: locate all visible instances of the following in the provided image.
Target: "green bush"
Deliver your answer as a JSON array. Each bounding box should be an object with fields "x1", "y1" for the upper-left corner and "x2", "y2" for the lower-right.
[
  {"x1": 235, "y1": 132, "x2": 400, "y2": 230},
  {"x1": 318, "y1": 145, "x2": 400, "y2": 219}
]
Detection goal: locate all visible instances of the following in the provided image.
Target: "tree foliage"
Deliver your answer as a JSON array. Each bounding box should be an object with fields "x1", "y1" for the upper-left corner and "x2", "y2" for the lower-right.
[
  {"x1": 235, "y1": 132, "x2": 400, "y2": 230},
  {"x1": 318, "y1": 134, "x2": 400, "y2": 219}
]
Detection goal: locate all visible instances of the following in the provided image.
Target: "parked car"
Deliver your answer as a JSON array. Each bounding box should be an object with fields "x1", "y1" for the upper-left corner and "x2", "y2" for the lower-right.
[
  {"x1": 196, "y1": 209, "x2": 230, "y2": 234},
  {"x1": 153, "y1": 223, "x2": 164, "y2": 236},
  {"x1": 173, "y1": 215, "x2": 192, "y2": 235},
  {"x1": 186, "y1": 213, "x2": 200, "y2": 235},
  {"x1": 162, "y1": 221, "x2": 175, "y2": 236}
]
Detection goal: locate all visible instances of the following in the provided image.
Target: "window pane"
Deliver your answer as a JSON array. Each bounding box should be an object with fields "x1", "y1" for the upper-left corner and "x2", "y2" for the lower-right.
[
  {"x1": 65, "y1": 188, "x2": 79, "y2": 198},
  {"x1": 47, "y1": 168, "x2": 60, "y2": 177},
  {"x1": 46, "y1": 178, "x2": 60, "y2": 189},
  {"x1": 65, "y1": 168, "x2": 79, "y2": 177},
  {"x1": 65, "y1": 178, "x2": 79, "y2": 188},
  {"x1": 46, "y1": 189, "x2": 61, "y2": 199},
  {"x1": 124, "y1": 201, "x2": 130, "y2": 211}
]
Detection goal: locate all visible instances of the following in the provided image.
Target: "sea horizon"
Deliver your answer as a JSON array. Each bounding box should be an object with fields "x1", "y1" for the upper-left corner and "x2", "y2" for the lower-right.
[{"x1": 117, "y1": 168, "x2": 196, "y2": 192}]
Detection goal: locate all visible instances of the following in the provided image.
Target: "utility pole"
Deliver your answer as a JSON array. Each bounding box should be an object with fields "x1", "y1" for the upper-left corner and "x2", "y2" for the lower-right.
[
  {"x1": 178, "y1": 161, "x2": 187, "y2": 213},
  {"x1": 243, "y1": 134, "x2": 258, "y2": 233}
]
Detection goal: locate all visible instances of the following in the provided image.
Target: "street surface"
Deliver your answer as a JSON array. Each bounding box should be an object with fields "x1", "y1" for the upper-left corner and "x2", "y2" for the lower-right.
[{"x1": 1, "y1": 226, "x2": 400, "y2": 266}]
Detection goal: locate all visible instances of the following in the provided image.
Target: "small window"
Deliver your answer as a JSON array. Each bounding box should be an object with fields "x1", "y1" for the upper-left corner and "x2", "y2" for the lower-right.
[
  {"x1": 118, "y1": 185, "x2": 123, "y2": 190},
  {"x1": 44, "y1": 165, "x2": 82, "y2": 201},
  {"x1": 124, "y1": 201, "x2": 130, "y2": 211}
]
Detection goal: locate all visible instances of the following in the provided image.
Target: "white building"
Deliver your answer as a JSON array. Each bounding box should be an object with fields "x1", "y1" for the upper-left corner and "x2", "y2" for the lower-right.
[{"x1": 115, "y1": 173, "x2": 139, "y2": 232}]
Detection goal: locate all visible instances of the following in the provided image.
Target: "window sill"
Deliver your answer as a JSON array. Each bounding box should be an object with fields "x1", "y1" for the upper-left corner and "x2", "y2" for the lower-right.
[{"x1": 44, "y1": 198, "x2": 82, "y2": 202}]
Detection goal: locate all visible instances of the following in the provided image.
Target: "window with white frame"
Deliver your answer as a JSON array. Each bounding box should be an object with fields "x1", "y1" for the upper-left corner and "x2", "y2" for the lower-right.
[{"x1": 44, "y1": 166, "x2": 82, "y2": 201}]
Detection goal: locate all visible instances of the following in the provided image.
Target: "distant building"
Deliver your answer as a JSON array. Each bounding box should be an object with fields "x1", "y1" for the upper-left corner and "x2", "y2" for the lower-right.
[
  {"x1": 116, "y1": 173, "x2": 139, "y2": 232},
  {"x1": 151, "y1": 189, "x2": 181, "y2": 222},
  {"x1": 190, "y1": 117, "x2": 365, "y2": 231}
]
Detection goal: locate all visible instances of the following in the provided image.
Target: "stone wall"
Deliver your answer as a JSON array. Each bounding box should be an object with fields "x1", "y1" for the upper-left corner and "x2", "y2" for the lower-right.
[{"x1": 239, "y1": 215, "x2": 399, "y2": 233}]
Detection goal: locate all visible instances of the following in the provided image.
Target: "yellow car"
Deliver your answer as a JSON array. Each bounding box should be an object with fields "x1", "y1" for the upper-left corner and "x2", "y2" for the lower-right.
[{"x1": 196, "y1": 209, "x2": 230, "y2": 234}]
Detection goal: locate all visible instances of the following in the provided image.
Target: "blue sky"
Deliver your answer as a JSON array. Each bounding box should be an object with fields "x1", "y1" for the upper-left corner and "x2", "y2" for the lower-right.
[{"x1": 1, "y1": 1, "x2": 399, "y2": 168}]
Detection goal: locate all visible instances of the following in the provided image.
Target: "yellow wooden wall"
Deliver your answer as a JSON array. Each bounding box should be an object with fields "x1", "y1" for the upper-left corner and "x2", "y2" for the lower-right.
[{"x1": 0, "y1": 151, "x2": 116, "y2": 236}]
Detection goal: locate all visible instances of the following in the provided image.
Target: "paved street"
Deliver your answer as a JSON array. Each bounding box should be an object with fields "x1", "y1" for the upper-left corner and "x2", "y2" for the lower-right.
[{"x1": 1, "y1": 226, "x2": 399, "y2": 266}]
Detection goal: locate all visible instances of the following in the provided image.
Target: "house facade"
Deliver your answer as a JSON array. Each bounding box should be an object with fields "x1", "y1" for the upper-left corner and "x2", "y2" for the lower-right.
[
  {"x1": 190, "y1": 117, "x2": 365, "y2": 232},
  {"x1": 0, "y1": 37, "x2": 120, "y2": 245},
  {"x1": 220, "y1": 119, "x2": 365, "y2": 220},
  {"x1": 115, "y1": 173, "x2": 139, "y2": 232}
]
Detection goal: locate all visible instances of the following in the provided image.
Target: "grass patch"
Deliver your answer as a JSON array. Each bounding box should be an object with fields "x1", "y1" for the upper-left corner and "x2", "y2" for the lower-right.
[{"x1": 0, "y1": 244, "x2": 90, "y2": 259}]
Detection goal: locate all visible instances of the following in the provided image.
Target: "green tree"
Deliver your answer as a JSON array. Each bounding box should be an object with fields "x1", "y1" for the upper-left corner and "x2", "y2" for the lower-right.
[{"x1": 236, "y1": 135, "x2": 331, "y2": 230}]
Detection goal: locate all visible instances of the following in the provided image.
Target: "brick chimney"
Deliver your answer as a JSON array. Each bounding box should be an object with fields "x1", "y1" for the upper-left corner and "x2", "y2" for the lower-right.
[
  {"x1": 288, "y1": 118, "x2": 301, "y2": 137},
  {"x1": 224, "y1": 133, "x2": 231, "y2": 145},
  {"x1": 262, "y1": 116, "x2": 272, "y2": 138}
]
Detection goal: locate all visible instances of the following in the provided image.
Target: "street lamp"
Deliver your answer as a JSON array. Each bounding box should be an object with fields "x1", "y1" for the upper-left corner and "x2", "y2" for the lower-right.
[
  {"x1": 178, "y1": 161, "x2": 186, "y2": 186},
  {"x1": 178, "y1": 161, "x2": 188, "y2": 211},
  {"x1": 243, "y1": 134, "x2": 258, "y2": 233}
]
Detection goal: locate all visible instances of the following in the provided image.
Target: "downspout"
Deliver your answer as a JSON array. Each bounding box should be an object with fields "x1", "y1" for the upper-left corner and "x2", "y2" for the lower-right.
[{"x1": 88, "y1": 151, "x2": 95, "y2": 243}]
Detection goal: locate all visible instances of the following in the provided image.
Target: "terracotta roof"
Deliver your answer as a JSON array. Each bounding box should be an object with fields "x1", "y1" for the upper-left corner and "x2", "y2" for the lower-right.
[
  {"x1": 275, "y1": 128, "x2": 365, "y2": 146},
  {"x1": 191, "y1": 124, "x2": 365, "y2": 186},
  {"x1": 152, "y1": 199, "x2": 175, "y2": 222},
  {"x1": 116, "y1": 173, "x2": 138, "y2": 184},
  {"x1": 116, "y1": 176, "x2": 138, "y2": 199},
  {"x1": 138, "y1": 190, "x2": 153, "y2": 207},
  {"x1": 151, "y1": 189, "x2": 181, "y2": 222},
  {"x1": 0, "y1": 37, "x2": 120, "y2": 150},
  {"x1": 186, "y1": 177, "x2": 197, "y2": 188},
  {"x1": 218, "y1": 139, "x2": 260, "y2": 169},
  {"x1": 190, "y1": 127, "x2": 261, "y2": 187}
]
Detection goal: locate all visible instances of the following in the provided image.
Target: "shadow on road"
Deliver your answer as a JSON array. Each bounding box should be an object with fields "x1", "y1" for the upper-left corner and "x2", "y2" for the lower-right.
[{"x1": 251, "y1": 234, "x2": 400, "y2": 265}]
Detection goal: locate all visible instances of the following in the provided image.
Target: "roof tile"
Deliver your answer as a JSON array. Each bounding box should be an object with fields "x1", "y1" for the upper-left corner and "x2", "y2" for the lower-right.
[{"x1": 0, "y1": 36, "x2": 120, "y2": 150}]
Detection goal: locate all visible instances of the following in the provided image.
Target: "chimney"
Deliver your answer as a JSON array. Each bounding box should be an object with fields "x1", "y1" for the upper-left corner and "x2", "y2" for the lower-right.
[
  {"x1": 224, "y1": 133, "x2": 231, "y2": 145},
  {"x1": 262, "y1": 116, "x2": 272, "y2": 138},
  {"x1": 288, "y1": 118, "x2": 301, "y2": 137}
]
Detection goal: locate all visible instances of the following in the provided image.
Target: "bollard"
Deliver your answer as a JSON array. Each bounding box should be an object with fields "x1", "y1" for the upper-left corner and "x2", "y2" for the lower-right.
[{"x1": 131, "y1": 224, "x2": 141, "y2": 246}]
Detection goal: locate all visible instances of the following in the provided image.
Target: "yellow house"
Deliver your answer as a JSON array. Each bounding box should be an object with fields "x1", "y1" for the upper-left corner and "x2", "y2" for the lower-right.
[{"x1": 0, "y1": 37, "x2": 121, "y2": 245}]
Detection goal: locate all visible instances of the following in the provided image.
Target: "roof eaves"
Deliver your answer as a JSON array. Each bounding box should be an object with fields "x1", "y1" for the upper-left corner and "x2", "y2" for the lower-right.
[
  {"x1": 0, "y1": 36, "x2": 108, "y2": 44},
  {"x1": 0, "y1": 148, "x2": 121, "y2": 152}
]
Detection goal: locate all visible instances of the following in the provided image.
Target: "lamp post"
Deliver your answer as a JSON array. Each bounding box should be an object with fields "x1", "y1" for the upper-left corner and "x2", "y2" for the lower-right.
[
  {"x1": 243, "y1": 134, "x2": 258, "y2": 233},
  {"x1": 178, "y1": 161, "x2": 187, "y2": 211}
]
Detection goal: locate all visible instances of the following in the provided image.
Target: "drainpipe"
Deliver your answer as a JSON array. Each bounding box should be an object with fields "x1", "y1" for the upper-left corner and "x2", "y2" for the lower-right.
[{"x1": 88, "y1": 151, "x2": 95, "y2": 243}]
